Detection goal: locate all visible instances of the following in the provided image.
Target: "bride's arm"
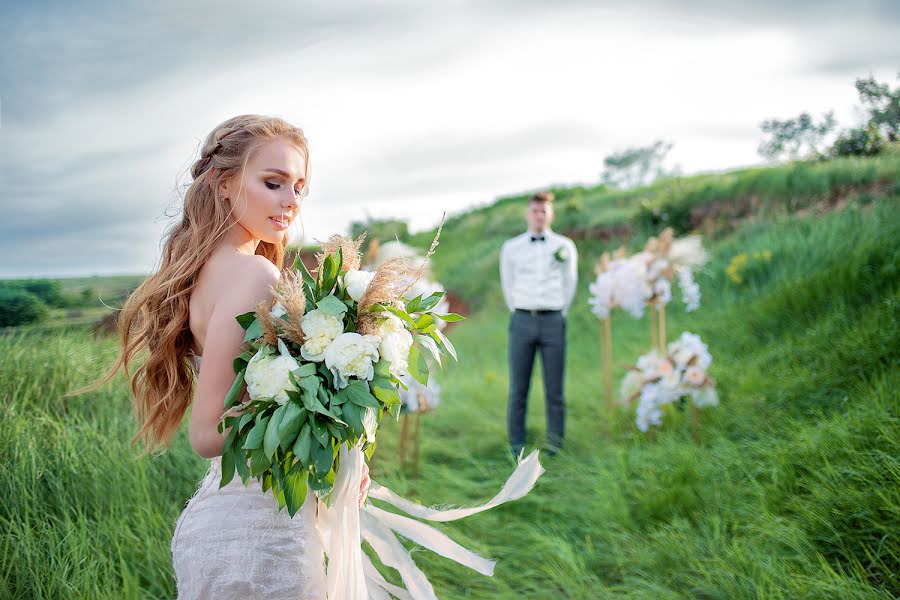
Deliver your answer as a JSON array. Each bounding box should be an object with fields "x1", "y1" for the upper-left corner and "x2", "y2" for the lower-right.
[{"x1": 188, "y1": 255, "x2": 281, "y2": 459}]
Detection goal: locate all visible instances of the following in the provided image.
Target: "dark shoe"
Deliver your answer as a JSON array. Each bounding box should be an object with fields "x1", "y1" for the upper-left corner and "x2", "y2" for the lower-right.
[{"x1": 543, "y1": 442, "x2": 562, "y2": 457}]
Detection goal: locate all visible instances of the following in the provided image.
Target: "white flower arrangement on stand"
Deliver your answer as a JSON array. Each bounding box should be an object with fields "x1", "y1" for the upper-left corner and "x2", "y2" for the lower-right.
[
  {"x1": 620, "y1": 331, "x2": 718, "y2": 439},
  {"x1": 368, "y1": 240, "x2": 451, "y2": 478}
]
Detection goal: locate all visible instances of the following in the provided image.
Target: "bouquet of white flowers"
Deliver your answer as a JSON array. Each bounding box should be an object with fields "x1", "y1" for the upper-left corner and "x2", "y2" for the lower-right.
[
  {"x1": 217, "y1": 230, "x2": 544, "y2": 599},
  {"x1": 621, "y1": 331, "x2": 719, "y2": 432}
]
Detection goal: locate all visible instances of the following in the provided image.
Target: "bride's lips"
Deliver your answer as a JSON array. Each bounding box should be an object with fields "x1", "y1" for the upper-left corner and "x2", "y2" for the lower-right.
[{"x1": 270, "y1": 216, "x2": 289, "y2": 230}]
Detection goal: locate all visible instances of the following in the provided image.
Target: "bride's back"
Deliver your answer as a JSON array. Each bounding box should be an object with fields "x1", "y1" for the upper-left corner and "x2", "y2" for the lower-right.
[{"x1": 188, "y1": 250, "x2": 279, "y2": 356}]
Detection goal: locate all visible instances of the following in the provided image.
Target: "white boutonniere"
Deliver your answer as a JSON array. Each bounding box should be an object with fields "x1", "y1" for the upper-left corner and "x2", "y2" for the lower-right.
[{"x1": 553, "y1": 246, "x2": 569, "y2": 263}]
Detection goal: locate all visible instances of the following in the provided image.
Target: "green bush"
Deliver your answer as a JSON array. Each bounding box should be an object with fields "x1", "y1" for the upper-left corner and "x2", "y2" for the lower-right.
[
  {"x1": 0, "y1": 287, "x2": 50, "y2": 326},
  {"x1": 0, "y1": 278, "x2": 66, "y2": 307}
]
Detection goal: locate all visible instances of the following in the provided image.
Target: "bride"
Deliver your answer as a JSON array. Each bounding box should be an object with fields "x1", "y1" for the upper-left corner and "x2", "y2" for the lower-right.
[{"x1": 77, "y1": 114, "x2": 366, "y2": 598}]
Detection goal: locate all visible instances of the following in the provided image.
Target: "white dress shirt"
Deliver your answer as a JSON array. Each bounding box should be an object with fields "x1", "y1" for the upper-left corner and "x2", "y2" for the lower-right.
[{"x1": 499, "y1": 228, "x2": 578, "y2": 315}]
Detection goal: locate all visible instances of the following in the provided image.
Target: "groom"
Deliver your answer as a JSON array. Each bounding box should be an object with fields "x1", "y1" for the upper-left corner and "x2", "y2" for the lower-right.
[{"x1": 499, "y1": 191, "x2": 578, "y2": 457}]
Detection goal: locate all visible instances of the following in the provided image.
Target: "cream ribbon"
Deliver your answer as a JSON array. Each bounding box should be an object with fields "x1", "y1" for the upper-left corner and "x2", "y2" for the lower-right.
[{"x1": 316, "y1": 443, "x2": 544, "y2": 599}]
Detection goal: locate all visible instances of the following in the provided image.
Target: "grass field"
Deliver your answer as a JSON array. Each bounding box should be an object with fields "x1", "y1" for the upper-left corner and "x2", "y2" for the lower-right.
[{"x1": 1, "y1": 159, "x2": 897, "y2": 598}]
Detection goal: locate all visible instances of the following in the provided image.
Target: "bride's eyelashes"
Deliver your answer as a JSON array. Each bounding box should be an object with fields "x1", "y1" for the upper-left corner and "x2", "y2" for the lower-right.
[{"x1": 264, "y1": 180, "x2": 304, "y2": 197}]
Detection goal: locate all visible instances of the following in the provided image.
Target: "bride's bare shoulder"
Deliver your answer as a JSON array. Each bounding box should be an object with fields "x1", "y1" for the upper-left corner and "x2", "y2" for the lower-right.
[
  {"x1": 207, "y1": 252, "x2": 280, "y2": 289},
  {"x1": 196, "y1": 252, "x2": 280, "y2": 308}
]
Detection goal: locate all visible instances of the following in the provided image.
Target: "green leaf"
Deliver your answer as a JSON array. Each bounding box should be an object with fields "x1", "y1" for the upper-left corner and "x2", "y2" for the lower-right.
[
  {"x1": 371, "y1": 375, "x2": 401, "y2": 406},
  {"x1": 435, "y1": 312, "x2": 465, "y2": 322},
  {"x1": 242, "y1": 415, "x2": 270, "y2": 450},
  {"x1": 238, "y1": 411, "x2": 255, "y2": 432},
  {"x1": 292, "y1": 423, "x2": 313, "y2": 464},
  {"x1": 316, "y1": 294, "x2": 348, "y2": 317},
  {"x1": 299, "y1": 375, "x2": 320, "y2": 395},
  {"x1": 293, "y1": 254, "x2": 316, "y2": 286},
  {"x1": 334, "y1": 379, "x2": 379, "y2": 408},
  {"x1": 261, "y1": 471, "x2": 273, "y2": 492},
  {"x1": 407, "y1": 344, "x2": 429, "y2": 385},
  {"x1": 429, "y1": 326, "x2": 458, "y2": 361},
  {"x1": 312, "y1": 439, "x2": 334, "y2": 475},
  {"x1": 293, "y1": 363, "x2": 317, "y2": 378},
  {"x1": 404, "y1": 293, "x2": 424, "y2": 314},
  {"x1": 417, "y1": 291, "x2": 445, "y2": 312},
  {"x1": 243, "y1": 318, "x2": 263, "y2": 342},
  {"x1": 278, "y1": 402, "x2": 307, "y2": 450},
  {"x1": 264, "y1": 404, "x2": 287, "y2": 460},
  {"x1": 372, "y1": 304, "x2": 417, "y2": 329},
  {"x1": 283, "y1": 463, "x2": 308, "y2": 517},
  {"x1": 234, "y1": 450, "x2": 250, "y2": 485},
  {"x1": 414, "y1": 335, "x2": 442, "y2": 365},
  {"x1": 374, "y1": 359, "x2": 392, "y2": 379},
  {"x1": 414, "y1": 313, "x2": 436, "y2": 331},
  {"x1": 223, "y1": 369, "x2": 246, "y2": 409},
  {"x1": 219, "y1": 449, "x2": 235, "y2": 488},
  {"x1": 235, "y1": 311, "x2": 257, "y2": 330},
  {"x1": 309, "y1": 416, "x2": 330, "y2": 447},
  {"x1": 341, "y1": 401, "x2": 365, "y2": 438},
  {"x1": 249, "y1": 447, "x2": 271, "y2": 477}
]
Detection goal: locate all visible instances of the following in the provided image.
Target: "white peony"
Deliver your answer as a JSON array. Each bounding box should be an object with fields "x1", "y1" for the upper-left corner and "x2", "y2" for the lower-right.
[
  {"x1": 344, "y1": 269, "x2": 377, "y2": 302},
  {"x1": 300, "y1": 309, "x2": 344, "y2": 362},
  {"x1": 376, "y1": 313, "x2": 414, "y2": 379},
  {"x1": 244, "y1": 339, "x2": 300, "y2": 405},
  {"x1": 324, "y1": 332, "x2": 380, "y2": 389}
]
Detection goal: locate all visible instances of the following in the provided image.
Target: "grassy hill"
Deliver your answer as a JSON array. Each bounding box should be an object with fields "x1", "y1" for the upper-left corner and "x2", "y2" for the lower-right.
[{"x1": 1, "y1": 156, "x2": 897, "y2": 598}]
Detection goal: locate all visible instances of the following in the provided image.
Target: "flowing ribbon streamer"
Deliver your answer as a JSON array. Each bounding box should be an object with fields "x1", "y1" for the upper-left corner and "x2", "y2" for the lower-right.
[{"x1": 316, "y1": 444, "x2": 545, "y2": 599}]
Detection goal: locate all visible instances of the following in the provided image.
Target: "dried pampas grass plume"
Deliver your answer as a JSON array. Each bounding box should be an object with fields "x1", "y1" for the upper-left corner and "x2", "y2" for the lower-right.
[
  {"x1": 356, "y1": 257, "x2": 415, "y2": 336},
  {"x1": 314, "y1": 232, "x2": 367, "y2": 278},
  {"x1": 253, "y1": 298, "x2": 279, "y2": 347},
  {"x1": 273, "y1": 269, "x2": 307, "y2": 345}
]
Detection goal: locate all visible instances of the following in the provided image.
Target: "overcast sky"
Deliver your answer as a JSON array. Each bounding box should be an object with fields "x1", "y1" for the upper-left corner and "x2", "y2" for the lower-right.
[{"x1": 1, "y1": 0, "x2": 897, "y2": 278}]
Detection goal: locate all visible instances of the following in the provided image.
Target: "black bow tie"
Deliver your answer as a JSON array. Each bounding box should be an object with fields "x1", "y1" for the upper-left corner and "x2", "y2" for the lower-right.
[{"x1": 530, "y1": 235, "x2": 545, "y2": 243}]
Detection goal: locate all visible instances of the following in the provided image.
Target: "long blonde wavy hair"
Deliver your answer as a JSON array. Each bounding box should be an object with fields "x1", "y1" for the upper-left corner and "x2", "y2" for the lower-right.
[{"x1": 66, "y1": 114, "x2": 310, "y2": 454}]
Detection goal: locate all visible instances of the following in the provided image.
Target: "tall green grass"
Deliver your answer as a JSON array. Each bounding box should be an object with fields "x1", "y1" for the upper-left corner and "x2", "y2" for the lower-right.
[{"x1": 1, "y1": 182, "x2": 897, "y2": 597}]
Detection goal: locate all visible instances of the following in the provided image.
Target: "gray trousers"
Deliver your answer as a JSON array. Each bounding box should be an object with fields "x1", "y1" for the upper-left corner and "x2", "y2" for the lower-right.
[{"x1": 507, "y1": 309, "x2": 566, "y2": 448}]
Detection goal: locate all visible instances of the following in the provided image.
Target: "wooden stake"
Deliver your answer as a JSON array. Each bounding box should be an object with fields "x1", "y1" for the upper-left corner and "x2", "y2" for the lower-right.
[
  {"x1": 658, "y1": 304, "x2": 667, "y2": 351},
  {"x1": 412, "y1": 404, "x2": 423, "y2": 480}
]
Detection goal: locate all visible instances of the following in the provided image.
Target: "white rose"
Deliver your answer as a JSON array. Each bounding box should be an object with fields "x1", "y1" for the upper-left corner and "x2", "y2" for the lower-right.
[
  {"x1": 344, "y1": 269, "x2": 376, "y2": 302},
  {"x1": 300, "y1": 309, "x2": 344, "y2": 362},
  {"x1": 376, "y1": 314, "x2": 413, "y2": 379},
  {"x1": 324, "y1": 332, "x2": 380, "y2": 389},
  {"x1": 684, "y1": 366, "x2": 706, "y2": 387},
  {"x1": 244, "y1": 340, "x2": 300, "y2": 405}
]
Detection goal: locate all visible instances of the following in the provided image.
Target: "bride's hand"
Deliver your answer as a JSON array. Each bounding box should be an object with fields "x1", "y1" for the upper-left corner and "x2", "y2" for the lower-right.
[{"x1": 358, "y1": 462, "x2": 370, "y2": 508}]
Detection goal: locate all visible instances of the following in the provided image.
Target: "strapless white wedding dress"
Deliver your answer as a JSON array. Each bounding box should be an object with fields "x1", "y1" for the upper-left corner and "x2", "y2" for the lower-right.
[{"x1": 170, "y1": 354, "x2": 325, "y2": 599}]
